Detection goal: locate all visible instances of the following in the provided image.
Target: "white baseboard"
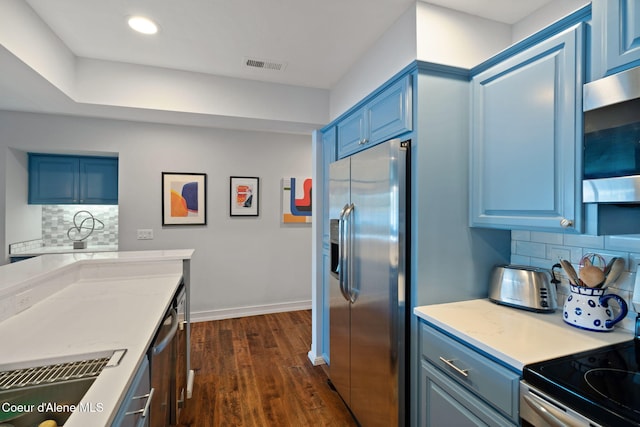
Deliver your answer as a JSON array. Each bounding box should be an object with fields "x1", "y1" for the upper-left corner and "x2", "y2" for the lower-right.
[
  {"x1": 190, "y1": 299, "x2": 312, "y2": 322},
  {"x1": 307, "y1": 350, "x2": 326, "y2": 366}
]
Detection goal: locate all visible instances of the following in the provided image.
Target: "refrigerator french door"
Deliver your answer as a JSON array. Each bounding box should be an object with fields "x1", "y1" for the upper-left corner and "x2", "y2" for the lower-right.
[{"x1": 329, "y1": 138, "x2": 408, "y2": 427}]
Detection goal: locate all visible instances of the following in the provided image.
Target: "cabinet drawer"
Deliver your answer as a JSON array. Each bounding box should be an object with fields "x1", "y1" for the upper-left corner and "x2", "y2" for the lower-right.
[{"x1": 420, "y1": 323, "x2": 519, "y2": 422}]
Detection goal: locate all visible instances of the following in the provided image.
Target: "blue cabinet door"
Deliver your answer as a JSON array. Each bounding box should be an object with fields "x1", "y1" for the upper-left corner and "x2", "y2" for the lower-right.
[
  {"x1": 79, "y1": 157, "x2": 119, "y2": 204},
  {"x1": 29, "y1": 155, "x2": 79, "y2": 204},
  {"x1": 368, "y1": 75, "x2": 412, "y2": 145},
  {"x1": 592, "y1": 0, "x2": 640, "y2": 79},
  {"x1": 470, "y1": 25, "x2": 584, "y2": 232},
  {"x1": 337, "y1": 109, "x2": 366, "y2": 158},
  {"x1": 421, "y1": 362, "x2": 515, "y2": 427},
  {"x1": 29, "y1": 154, "x2": 118, "y2": 205},
  {"x1": 337, "y1": 75, "x2": 412, "y2": 159}
]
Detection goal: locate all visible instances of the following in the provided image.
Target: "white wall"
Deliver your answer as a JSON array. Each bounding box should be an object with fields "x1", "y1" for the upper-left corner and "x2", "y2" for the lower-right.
[
  {"x1": 512, "y1": 0, "x2": 590, "y2": 43},
  {"x1": 416, "y1": 2, "x2": 512, "y2": 68},
  {"x1": 0, "y1": 111, "x2": 313, "y2": 320},
  {"x1": 329, "y1": 4, "x2": 417, "y2": 119},
  {"x1": 5, "y1": 148, "x2": 41, "y2": 246}
]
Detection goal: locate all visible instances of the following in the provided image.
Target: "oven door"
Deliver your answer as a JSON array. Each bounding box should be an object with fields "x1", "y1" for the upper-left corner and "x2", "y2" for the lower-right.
[
  {"x1": 583, "y1": 65, "x2": 640, "y2": 203},
  {"x1": 520, "y1": 381, "x2": 602, "y2": 427}
]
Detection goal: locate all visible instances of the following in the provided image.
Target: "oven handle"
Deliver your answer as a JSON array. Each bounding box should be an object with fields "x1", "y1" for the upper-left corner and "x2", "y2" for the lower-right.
[
  {"x1": 152, "y1": 308, "x2": 178, "y2": 355},
  {"x1": 522, "y1": 392, "x2": 583, "y2": 427}
]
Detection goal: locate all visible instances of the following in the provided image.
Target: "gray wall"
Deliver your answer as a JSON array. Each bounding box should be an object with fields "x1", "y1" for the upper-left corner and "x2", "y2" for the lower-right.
[{"x1": 0, "y1": 111, "x2": 312, "y2": 320}]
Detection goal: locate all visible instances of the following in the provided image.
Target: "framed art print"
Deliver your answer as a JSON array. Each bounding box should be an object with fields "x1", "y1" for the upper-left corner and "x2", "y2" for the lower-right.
[
  {"x1": 162, "y1": 172, "x2": 207, "y2": 225},
  {"x1": 282, "y1": 177, "x2": 312, "y2": 224},
  {"x1": 230, "y1": 176, "x2": 259, "y2": 216}
]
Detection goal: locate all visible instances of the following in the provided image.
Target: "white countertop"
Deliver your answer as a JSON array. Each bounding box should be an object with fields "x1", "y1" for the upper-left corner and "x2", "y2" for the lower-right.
[
  {"x1": 414, "y1": 299, "x2": 633, "y2": 372},
  {"x1": 10, "y1": 245, "x2": 119, "y2": 257},
  {"x1": 0, "y1": 250, "x2": 194, "y2": 427}
]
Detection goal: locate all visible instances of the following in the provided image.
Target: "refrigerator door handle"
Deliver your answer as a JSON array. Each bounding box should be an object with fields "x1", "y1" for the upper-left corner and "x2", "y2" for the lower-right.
[
  {"x1": 344, "y1": 203, "x2": 358, "y2": 304},
  {"x1": 338, "y1": 204, "x2": 351, "y2": 301}
]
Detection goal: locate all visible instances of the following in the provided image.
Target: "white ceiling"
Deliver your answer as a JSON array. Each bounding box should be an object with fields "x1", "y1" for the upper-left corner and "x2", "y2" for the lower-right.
[
  {"x1": 0, "y1": 0, "x2": 556, "y2": 133},
  {"x1": 23, "y1": 0, "x2": 553, "y2": 90}
]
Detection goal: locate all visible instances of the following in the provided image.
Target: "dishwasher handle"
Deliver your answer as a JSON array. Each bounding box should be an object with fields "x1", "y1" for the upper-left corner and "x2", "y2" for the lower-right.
[{"x1": 152, "y1": 309, "x2": 178, "y2": 355}]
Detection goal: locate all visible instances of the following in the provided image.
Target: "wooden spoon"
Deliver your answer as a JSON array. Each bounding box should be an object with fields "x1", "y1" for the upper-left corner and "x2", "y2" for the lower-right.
[
  {"x1": 560, "y1": 259, "x2": 581, "y2": 286},
  {"x1": 602, "y1": 257, "x2": 624, "y2": 287},
  {"x1": 579, "y1": 265, "x2": 605, "y2": 287}
]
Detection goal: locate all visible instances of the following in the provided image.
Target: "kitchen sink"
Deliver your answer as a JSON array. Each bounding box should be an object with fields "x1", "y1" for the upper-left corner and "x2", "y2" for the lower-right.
[
  {"x1": 0, "y1": 377, "x2": 96, "y2": 426},
  {"x1": 0, "y1": 349, "x2": 125, "y2": 426}
]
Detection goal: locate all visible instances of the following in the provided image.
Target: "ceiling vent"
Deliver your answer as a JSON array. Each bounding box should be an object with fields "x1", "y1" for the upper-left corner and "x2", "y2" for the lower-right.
[{"x1": 243, "y1": 57, "x2": 287, "y2": 71}]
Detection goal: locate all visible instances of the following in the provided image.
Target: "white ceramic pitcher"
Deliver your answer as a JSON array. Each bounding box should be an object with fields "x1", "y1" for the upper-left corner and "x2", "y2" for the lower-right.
[{"x1": 563, "y1": 284, "x2": 628, "y2": 332}]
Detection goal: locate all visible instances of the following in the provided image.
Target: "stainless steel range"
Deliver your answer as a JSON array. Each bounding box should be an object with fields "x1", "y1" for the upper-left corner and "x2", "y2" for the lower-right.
[
  {"x1": 521, "y1": 339, "x2": 640, "y2": 426},
  {"x1": 520, "y1": 265, "x2": 640, "y2": 427}
]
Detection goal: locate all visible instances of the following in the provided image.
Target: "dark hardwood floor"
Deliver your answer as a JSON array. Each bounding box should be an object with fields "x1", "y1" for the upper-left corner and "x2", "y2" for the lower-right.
[{"x1": 176, "y1": 310, "x2": 358, "y2": 427}]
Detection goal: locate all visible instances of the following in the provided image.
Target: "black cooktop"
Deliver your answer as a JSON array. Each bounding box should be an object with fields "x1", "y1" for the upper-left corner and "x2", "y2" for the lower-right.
[{"x1": 523, "y1": 339, "x2": 640, "y2": 427}]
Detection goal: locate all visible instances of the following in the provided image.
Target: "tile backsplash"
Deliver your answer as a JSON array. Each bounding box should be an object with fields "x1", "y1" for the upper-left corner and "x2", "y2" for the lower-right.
[
  {"x1": 511, "y1": 230, "x2": 640, "y2": 332},
  {"x1": 42, "y1": 205, "x2": 118, "y2": 247},
  {"x1": 10, "y1": 205, "x2": 119, "y2": 254}
]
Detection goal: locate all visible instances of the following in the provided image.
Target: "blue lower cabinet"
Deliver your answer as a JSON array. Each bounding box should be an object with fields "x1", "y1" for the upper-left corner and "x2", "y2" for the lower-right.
[
  {"x1": 470, "y1": 24, "x2": 584, "y2": 232},
  {"x1": 591, "y1": 0, "x2": 640, "y2": 79},
  {"x1": 419, "y1": 322, "x2": 519, "y2": 426},
  {"x1": 29, "y1": 154, "x2": 118, "y2": 205}
]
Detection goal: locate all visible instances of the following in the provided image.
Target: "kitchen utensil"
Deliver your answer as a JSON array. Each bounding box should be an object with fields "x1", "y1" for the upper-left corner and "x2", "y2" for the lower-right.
[
  {"x1": 579, "y1": 265, "x2": 605, "y2": 288},
  {"x1": 560, "y1": 259, "x2": 581, "y2": 286},
  {"x1": 488, "y1": 265, "x2": 557, "y2": 312},
  {"x1": 579, "y1": 253, "x2": 606, "y2": 270},
  {"x1": 602, "y1": 257, "x2": 625, "y2": 287},
  {"x1": 563, "y1": 284, "x2": 628, "y2": 331}
]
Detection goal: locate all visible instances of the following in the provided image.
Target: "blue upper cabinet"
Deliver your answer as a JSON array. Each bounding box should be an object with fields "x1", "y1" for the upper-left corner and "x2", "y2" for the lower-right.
[
  {"x1": 337, "y1": 75, "x2": 412, "y2": 158},
  {"x1": 470, "y1": 25, "x2": 584, "y2": 232},
  {"x1": 29, "y1": 154, "x2": 119, "y2": 205},
  {"x1": 591, "y1": 0, "x2": 640, "y2": 79},
  {"x1": 78, "y1": 157, "x2": 119, "y2": 204},
  {"x1": 336, "y1": 109, "x2": 366, "y2": 158}
]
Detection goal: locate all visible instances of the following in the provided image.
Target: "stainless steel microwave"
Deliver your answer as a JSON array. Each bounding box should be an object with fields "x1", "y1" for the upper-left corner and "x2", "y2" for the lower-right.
[{"x1": 583, "y1": 65, "x2": 640, "y2": 203}]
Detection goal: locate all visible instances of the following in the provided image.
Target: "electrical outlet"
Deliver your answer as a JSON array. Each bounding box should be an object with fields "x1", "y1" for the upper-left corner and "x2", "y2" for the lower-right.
[
  {"x1": 15, "y1": 289, "x2": 33, "y2": 313},
  {"x1": 137, "y1": 229, "x2": 154, "y2": 240}
]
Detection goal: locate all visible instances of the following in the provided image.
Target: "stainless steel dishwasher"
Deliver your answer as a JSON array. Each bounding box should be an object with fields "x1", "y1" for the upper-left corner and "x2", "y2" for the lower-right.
[
  {"x1": 149, "y1": 294, "x2": 179, "y2": 427},
  {"x1": 174, "y1": 285, "x2": 188, "y2": 423}
]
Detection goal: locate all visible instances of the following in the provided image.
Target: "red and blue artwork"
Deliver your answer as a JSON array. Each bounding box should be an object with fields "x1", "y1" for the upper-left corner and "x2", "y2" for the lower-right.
[{"x1": 282, "y1": 177, "x2": 312, "y2": 223}]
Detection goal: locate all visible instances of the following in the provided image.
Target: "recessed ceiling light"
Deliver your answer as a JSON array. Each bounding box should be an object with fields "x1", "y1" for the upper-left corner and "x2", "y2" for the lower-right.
[{"x1": 128, "y1": 16, "x2": 158, "y2": 35}]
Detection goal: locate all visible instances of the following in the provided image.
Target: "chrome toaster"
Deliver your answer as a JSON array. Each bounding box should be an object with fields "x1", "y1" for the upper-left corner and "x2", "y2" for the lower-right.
[{"x1": 488, "y1": 265, "x2": 557, "y2": 312}]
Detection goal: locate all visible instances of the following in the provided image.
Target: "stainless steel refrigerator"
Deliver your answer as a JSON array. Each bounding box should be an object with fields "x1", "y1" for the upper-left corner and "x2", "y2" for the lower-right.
[{"x1": 329, "y1": 138, "x2": 408, "y2": 427}]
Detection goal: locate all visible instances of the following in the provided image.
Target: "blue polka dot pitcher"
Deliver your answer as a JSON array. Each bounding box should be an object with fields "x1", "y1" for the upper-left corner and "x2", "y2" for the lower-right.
[{"x1": 563, "y1": 284, "x2": 628, "y2": 332}]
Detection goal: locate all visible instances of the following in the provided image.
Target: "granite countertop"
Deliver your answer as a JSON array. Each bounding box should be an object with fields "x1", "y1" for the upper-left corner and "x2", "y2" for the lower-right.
[
  {"x1": 414, "y1": 299, "x2": 633, "y2": 372},
  {"x1": 0, "y1": 250, "x2": 194, "y2": 427}
]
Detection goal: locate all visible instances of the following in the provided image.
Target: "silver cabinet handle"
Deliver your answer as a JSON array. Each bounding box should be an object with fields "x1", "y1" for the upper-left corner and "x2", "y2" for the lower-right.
[
  {"x1": 522, "y1": 392, "x2": 582, "y2": 427},
  {"x1": 438, "y1": 357, "x2": 468, "y2": 378},
  {"x1": 560, "y1": 218, "x2": 573, "y2": 228},
  {"x1": 126, "y1": 387, "x2": 154, "y2": 418},
  {"x1": 358, "y1": 138, "x2": 369, "y2": 145}
]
